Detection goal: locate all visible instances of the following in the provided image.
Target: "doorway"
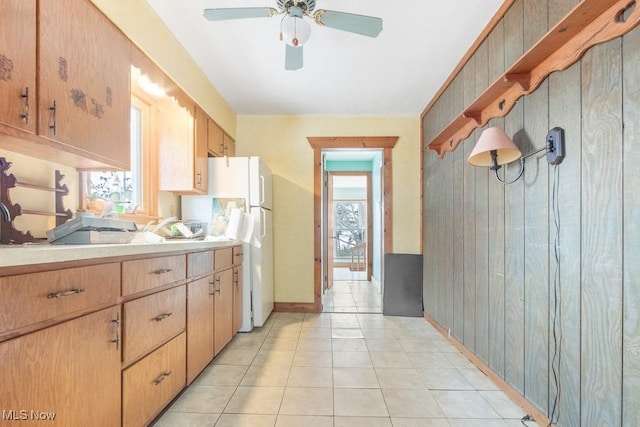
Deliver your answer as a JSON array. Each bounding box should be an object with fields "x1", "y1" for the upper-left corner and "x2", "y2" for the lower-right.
[
  {"x1": 308, "y1": 136, "x2": 398, "y2": 313},
  {"x1": 328, "y1": 172, "x2": 372, "y2": 284},
  {"x1": 324, "y1": 170, "x2": 377, "y2": 312},
  {"x1": 318, "y1": 147, "x2": 387, "y2": 313}
]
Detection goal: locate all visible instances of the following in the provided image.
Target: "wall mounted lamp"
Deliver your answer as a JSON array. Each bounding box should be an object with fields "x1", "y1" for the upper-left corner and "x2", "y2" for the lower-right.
[{"x1": 467, "y1": 127, "x2": 565, "y2": 184}]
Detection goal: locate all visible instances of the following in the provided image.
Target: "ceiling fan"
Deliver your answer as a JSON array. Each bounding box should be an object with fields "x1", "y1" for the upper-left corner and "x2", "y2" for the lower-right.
[{"x1": 203, "y1": 0, "x2": 383, "y2": 70}]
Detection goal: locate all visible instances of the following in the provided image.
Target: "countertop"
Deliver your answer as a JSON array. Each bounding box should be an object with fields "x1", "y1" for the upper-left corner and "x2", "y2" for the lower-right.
[{"x1": 0, "y1": 239, "x2": 240, "y2": 269}]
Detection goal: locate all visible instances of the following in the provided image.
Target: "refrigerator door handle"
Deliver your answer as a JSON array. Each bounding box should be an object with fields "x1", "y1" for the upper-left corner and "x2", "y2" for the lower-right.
[
  {"x1": 260, "y1": 175, "x2": 265, "y2": 207},
  {"x1": 261, "y1": 209, "x2": 266, "y2": 239}
]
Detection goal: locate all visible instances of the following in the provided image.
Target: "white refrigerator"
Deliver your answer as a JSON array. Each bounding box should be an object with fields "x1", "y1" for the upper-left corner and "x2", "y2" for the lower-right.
[{"x1": 181, "y1": 157, "x2": 274, "y2": 331}]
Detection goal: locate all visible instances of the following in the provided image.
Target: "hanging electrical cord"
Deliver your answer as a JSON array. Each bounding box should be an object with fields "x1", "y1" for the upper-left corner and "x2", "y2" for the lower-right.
[{"x1": 548, "y1": 163, "x2": 561, "y2": 426}]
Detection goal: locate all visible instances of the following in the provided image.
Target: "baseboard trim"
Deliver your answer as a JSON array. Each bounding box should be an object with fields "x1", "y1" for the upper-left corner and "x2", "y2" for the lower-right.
[
  {"x1": 274, "y1": 302, "x2": 318, "y2": 313},
  {"x1": 423, "y1": 312, "x2": 552, "y2": 427}
]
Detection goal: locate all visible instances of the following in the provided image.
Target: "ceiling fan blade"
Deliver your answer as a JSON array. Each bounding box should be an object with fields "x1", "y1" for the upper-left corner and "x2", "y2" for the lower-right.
[
  {"x1": 285, "y1": 45, "x2": 303, "y2": 71},
  {"x1": 203, "y1": 7, "x2": 277, "y2": 21},
  {"x1": 314, "y1": 10, "x2": 383, "y2": 37}
]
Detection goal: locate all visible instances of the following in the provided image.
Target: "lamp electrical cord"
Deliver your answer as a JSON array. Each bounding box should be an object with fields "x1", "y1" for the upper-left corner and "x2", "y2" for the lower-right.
[{"x1": 548, "y1": 163, "x2": 561, "y2": 426}]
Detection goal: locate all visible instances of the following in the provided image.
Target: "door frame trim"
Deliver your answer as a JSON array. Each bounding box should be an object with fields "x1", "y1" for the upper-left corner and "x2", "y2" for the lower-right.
[{"x1": 308, "y1": 136, "x2": 398, "y2": 312}]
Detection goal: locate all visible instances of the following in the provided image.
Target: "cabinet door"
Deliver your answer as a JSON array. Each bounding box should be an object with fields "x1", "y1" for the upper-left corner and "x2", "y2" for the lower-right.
[
  {"x1": 186, "y1": 276, "x2": 214, "y2": 384},
  {"x1": 214, "y1": 268, "x2": 234, "y2": 355},
  {"x1": 233, "y1": 265, "x2": 243, "y2": 335},
  {"x1": 0, "y1": 306, "x2": 121, "y2": 426},
  {"x1": 194, "y1": 106, "x2": 209, "y2": 193},
  {"x1": 207, "y1": 118, "x2": 224, "y2": 157},
  {"x1": 157, "y1": 96, "x2": 196, "y2": 192},
  {"x1": 0, "y1": 0, "x2": 36, "y2": 134},
  {"x1": 38, "y1": 0, "x2": 130, "y2": 169},
  {"x1": 224, "y1": 133, "x2": 236, "y2": 157}
]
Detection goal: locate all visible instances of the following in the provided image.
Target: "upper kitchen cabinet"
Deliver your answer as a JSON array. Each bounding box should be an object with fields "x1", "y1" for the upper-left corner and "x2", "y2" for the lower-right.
[
  {"x1": 207, "y1": 119, "x2": 235, "y2": 157},
  {"x1": 224, "y1": 133, "x2": 236, "y2": 157},
  {"x1": 132, "y1": 47, "x2": 208, "y2": 194},
  {"x1": 0, "y1": 0, "x2": 36, "y2": 135},
  {"x1": 155, "y1": 95, "x2": 198, "y2": 193},
  {"x1": 37, "y1": 0, "x2": 131, "y2": 170},
  {"x1": 193, "y1": 106, "x2": 209, "y2": 193}
]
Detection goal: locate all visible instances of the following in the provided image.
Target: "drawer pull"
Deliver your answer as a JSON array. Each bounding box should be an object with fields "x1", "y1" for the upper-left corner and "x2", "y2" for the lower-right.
[
  {"x1": 153, "y1": 268, "x2": 173, "y2": 275},
  {"x1": 153, "y1": 371, "x2": 172, "y2": 385},
  {"x1": 234, "y1": 252, "x2": 243, "y2": 257},
  {"x1": 20, "y1": 87, "x2": 30, "y2": 124},
  {"x1": 47, "y1": 288, "x2": 85, "y2": 299},
  {"x1": 154, "y1": 312, "x2": 172, "y2": 322},
  {"x1": 111, "y1": 312, "x2": 120, "y2": 350}
]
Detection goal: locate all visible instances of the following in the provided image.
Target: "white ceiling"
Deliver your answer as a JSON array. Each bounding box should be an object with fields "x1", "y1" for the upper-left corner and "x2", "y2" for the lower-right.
[{"x1": 146, "y1": 0, "x2": 504, "y2": 116}]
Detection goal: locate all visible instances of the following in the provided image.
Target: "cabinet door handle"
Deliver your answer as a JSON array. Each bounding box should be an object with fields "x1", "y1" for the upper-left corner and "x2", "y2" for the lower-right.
[
  {"x1": 234, "y1": 270, "x2": 239, "y2": 287},
  {"x1": 196, "y1": 171, "x2": 202, "y2": 186},
  {"x1": 209, "y1": 279, "x2": 215, "y2": 296},
  {"x1": 47, "y1": 288, "x2": 85, "y2": 299},
  {"x1": 154, "y1": 312, "x2": 172, "y2": 322},
  {"x1": 49, "y1": 101, "x2": 57, "y2": 135},
  {"x1": 111, "y1": 312, "x2": 120, "y2": 350},
  {"x1": 153, "y1": 371, "x2": 172, "y2": 385},
  {"x1": 20, "y1": 87, "x2": 30, "y2": 124},
  {"x1": 153, "y1": 268, "x2": 173, "y2": 275}
]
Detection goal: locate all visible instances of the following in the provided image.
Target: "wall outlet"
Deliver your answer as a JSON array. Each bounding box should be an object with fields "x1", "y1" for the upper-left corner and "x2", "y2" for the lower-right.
[{"x1": 546, "y1": 127, "x2": 565, "y2": 165}]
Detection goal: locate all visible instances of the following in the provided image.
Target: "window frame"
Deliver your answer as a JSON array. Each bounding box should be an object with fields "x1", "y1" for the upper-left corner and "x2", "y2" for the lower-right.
[{"x1": 79, "y1": 92, "x2": 158, "y2": 221}]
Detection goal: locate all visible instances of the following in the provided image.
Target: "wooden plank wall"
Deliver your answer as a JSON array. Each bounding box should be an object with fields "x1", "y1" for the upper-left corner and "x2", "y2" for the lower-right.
[
  {"x1": 622, "y1": 13, "x2": 640, "y2": 426},
  {"x1": 502, "y1": 0, "x2": 525, "y2": 396},
  {"x1": 421, "y1": 0, "x2": 640, "y2": 425}
]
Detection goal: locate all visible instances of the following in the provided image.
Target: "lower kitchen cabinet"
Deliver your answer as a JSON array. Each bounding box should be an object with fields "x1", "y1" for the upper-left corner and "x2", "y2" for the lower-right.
[
  {"x1": 213, "y1": 267, "x2": 234, "y2": 355},
  {"x1": 232, "y1": 246, "x2": 244, "y2": 335},
  {"x1": 122, "y1": 332, "x2": 186, "y2": 427},
  {"x1": 0, "y1": 306, "x2": 122, "y2": 426},
  {"x1": 122, "y1": 285, "x2": 186, "y2": 366},
  {"x1": 186, "y1": 276, "x2": 214, "y2": 384},
  {"x1": 0, "y1": 243, "x2": 243, "y2": 426},
  {"x1": 233, "y1": 264, "x2": 243, "y2": 335}
]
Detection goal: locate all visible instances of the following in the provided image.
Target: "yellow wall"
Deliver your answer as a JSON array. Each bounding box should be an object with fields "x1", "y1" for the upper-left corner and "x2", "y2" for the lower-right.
[{"x1": 236, "y1": 115, "x2": 421, "y2": 303}]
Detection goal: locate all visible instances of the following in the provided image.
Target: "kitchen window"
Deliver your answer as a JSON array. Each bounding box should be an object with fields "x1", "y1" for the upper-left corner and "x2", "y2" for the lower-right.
[{"x1": 80, "y1": 94, "x2": 157, "y2": 219}]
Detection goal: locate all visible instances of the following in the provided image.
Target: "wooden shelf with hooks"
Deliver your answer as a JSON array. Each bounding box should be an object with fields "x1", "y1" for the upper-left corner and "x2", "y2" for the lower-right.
[
  {"x1": 0, "y1": 157, "x2": 72, "y2": 244},
  {"x1": 426, "y1": 0, "x2": 640, "y2": 158}
]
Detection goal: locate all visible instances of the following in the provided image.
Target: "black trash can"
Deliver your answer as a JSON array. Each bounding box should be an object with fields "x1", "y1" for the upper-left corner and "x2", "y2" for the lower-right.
[{"x1": 382, "y1": 253, "x2": 423, "y2": 317}]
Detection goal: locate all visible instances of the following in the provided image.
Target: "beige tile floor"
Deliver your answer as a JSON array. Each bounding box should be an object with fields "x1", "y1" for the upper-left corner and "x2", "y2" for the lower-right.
[
  {"x1": 323, "y1": 268, "x2": 381, "y2": 313},
  {"x1": 153, "y1": 312, "x2": 539, "y2": 427}
]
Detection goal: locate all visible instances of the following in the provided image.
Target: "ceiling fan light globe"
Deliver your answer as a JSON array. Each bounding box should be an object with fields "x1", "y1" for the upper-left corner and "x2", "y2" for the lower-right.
[{"x1": 282, "y1": 16, "x2": 311, "y2": 46}]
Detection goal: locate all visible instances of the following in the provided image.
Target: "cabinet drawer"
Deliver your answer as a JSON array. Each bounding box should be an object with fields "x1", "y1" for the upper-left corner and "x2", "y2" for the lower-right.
[
  {"x1": 0, "y1": 263, "x2": 120, "y2": 335},
  {"x1": 123, "y1": 332, "x2": 186, "y2": 427},
  {"x1": 122, "y1": 255, "x2": 186, "y2": 296},
  {"x1": 214, "y1": 247, "x2": 233, "y2": 270},
  {"x1": 187, "y1": 250, "x2": 214, "y2": 278},
  {"x1": 232, "y1": 245, "x2": 244, "y2": 265},
  {"x1": 123, "y1": 286, "x2": 186, "y2": 365}
]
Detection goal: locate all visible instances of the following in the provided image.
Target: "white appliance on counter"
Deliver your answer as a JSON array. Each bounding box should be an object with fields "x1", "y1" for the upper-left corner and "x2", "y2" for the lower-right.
[{"x1": 181, "y1": 157, "x2": 274, "y2": 331}]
